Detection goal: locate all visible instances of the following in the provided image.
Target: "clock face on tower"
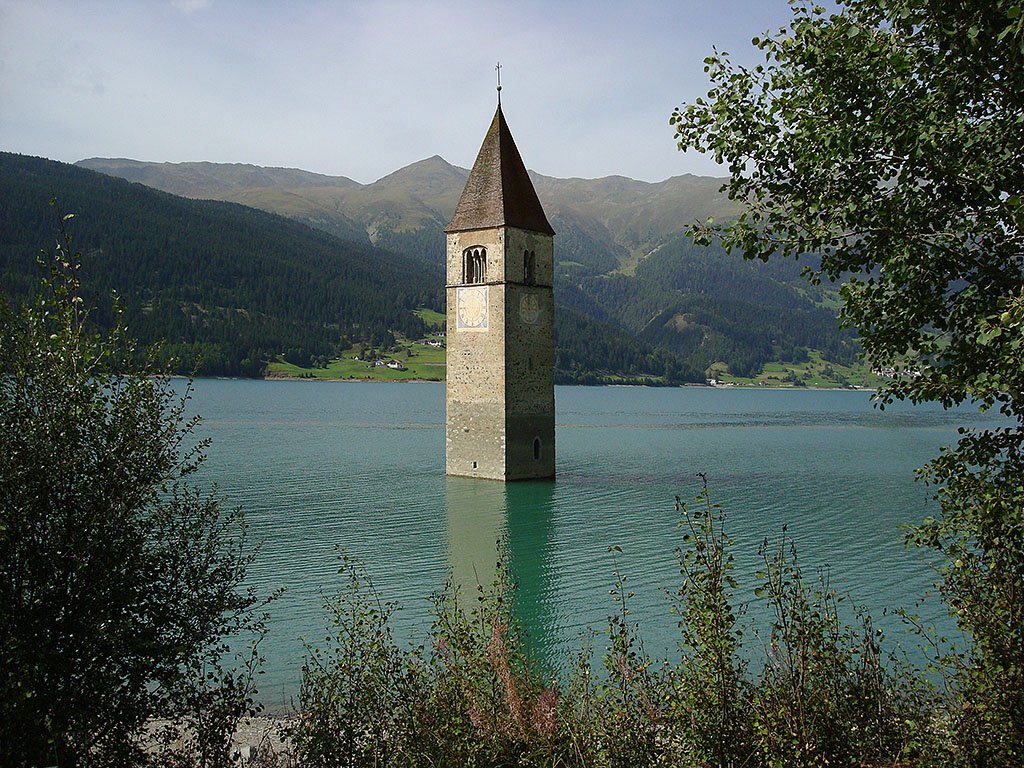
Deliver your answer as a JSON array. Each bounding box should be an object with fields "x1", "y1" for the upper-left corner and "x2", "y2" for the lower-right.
[{"x1": 456, "y1": 286, "x2": 489, "y2": 331}]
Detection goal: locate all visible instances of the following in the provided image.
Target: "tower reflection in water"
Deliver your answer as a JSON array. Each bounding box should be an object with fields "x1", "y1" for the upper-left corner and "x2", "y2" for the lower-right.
[{"x1": 444, "y1": 477, "x2": 558, "y2": 670}]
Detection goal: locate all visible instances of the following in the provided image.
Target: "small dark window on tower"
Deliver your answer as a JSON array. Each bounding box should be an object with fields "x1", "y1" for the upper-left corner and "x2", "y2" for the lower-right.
[
  {"x1": 463, "y1": 247, "x2": 487, "y2": 284},
  {"x1": 533, "y1": 437, "x2": 541, "y2": 460},
  {"x1": 524, "y1": 250, "x2": 536, "y2": 285}
]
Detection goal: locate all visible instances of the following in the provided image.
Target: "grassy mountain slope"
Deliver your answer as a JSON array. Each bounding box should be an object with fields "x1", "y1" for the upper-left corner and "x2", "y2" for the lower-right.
[
  {"x1": 77, "y1": 158, "x2": 371, "y2": 245},
  {"x1": 76, "y1": 157, "x2": 360, "y2": 196},
  {"x1": 75, "y1": 156, "x2": 735, "y2": 267},
  {"x1": 531, "y1": 171, "x2": 735, "y2": 265}
]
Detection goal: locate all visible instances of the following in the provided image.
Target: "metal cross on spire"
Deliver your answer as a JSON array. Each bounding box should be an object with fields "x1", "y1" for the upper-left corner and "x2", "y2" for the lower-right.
[{"x1": 496, "y1": 61, "x2": 502, "y2": 105}]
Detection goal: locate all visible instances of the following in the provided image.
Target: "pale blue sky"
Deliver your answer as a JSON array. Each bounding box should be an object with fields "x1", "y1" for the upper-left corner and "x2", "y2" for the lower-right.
[{"x1": 0, "y1": 0, "x2": 792, "y2": 183}]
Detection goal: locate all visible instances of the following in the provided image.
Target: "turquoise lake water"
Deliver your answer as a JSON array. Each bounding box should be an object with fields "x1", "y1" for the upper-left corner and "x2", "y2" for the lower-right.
[{"x1": 181, "y1": 380, "x2": 1003, "y2": 710}]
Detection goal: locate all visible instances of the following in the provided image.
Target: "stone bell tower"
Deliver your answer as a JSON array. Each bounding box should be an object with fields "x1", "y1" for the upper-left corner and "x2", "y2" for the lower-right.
[{"x1": 444, "y1": 99, "x2": 555, "y2": 481}]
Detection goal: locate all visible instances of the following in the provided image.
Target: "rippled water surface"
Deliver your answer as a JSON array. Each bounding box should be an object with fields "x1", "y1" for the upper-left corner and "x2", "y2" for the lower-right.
[{"x1": 182, "y1": 380, "x2": 1003, "y2": 710}]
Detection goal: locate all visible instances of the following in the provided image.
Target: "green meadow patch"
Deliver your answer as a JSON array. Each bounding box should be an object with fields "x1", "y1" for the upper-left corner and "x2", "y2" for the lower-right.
[
  {"x1": 707, "y1": 350, "x2": 881, "y2": 389},
  {"x1": 267, "y1": 338, "x2": 446, "y2": 382},
  {"x1": 412, "y1": 307, "x2": 445, "y2": 329}
]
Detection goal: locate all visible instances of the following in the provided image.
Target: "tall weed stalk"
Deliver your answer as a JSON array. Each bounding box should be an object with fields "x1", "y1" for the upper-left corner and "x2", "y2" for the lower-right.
[{"x1": 667, "y1": 474, "x2": 753, "y2": 767}]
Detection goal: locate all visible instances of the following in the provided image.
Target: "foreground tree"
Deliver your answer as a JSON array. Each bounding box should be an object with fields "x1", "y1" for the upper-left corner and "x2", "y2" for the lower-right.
[
  {"x1": 672, "y1": 1, "x2": 1023, "y2": 763},
  {"x1": 0, "y1": 210, "x2": 265, "y2": 767}
]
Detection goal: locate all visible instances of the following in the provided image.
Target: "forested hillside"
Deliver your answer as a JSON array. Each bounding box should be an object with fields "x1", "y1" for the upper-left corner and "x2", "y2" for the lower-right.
[
  {"x1": 1, "y1": 153, "x2": 437, "y2": 376},
  {"x1": 78, "y1": 155, "x2": 859, "y2": 380},
  {"x1": 585, "y1": 235, "x2": 858, "y2": 377},
  {"x1": 2, "y1": 153, "x2": 694, "y2": 383}
]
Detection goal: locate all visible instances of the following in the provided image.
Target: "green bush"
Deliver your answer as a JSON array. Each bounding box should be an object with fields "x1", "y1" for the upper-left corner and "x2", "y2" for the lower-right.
[
  {"x1": 665, "y1": 476, "x2": 752, "y2": 767},
  {"x1": 751, "y1": 532, "x2": 928, "y2": 766},
  {"x1": 0, "y1": 207, "x2": 268, "y2": 767},
  {"x1": 291, "y1": 552, "x2": 564, "y2": 767}
]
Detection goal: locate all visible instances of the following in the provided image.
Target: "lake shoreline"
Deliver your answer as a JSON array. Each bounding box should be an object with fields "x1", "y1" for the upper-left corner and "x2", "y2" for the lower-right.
[
  {"x1": 263, "y1": 373, "x2": 442, "y2": 384},
  {"x1": 260, "y1": 373, "x2": 875, "y2": 391}
]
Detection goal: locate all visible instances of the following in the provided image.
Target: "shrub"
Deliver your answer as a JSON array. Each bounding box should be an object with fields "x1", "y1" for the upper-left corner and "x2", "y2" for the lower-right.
[
  {"x1": 666, "y1": 476, "x2": 753, "y2": 767},
  {"x1": 751, "y1": 530, "x2": 928, "y2": 766},
  {"x1": 291, "y1": 551, "x2": 562, "y2": 767},
  {"x1": 0, "y1": 207, "x2": 266, "y2": 767},
  {"x1": 291, "y1": 482, "x2": 934, "y2": 767}
]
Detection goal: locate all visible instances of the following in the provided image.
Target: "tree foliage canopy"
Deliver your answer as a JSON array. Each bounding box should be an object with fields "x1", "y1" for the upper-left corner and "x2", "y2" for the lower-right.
[
  {"x1": 672, "y1": 1, "x2": 1024, "y2": 762},
  {"x1": 0, "y1": 209, "x2": 266, "y2": 767},
  {"x1": 673, "y1": 0, "x2": 1024, "y2": 413}
]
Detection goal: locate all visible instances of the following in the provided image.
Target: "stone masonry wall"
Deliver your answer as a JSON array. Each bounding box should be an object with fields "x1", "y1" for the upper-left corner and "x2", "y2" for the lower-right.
[
  {"x1": 446, "y1": 228, "x2": 506, "y2": 479},
  {"x1": 503, "y1": 228, "x2": 555, "y2": 479},
  {"x1": 445, "y1": 226, "x2": 554, "y2": 480}
]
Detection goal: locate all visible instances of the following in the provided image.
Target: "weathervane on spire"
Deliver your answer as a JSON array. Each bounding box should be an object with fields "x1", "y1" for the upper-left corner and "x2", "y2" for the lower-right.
[{"x1": 496, "y1": 61, "x2": 502, "y2": 105}]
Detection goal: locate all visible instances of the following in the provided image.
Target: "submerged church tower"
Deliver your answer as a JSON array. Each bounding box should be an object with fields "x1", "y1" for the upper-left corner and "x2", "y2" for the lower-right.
[{"x1": 445, "y1": 100, "x2": 555, "y2": 481}]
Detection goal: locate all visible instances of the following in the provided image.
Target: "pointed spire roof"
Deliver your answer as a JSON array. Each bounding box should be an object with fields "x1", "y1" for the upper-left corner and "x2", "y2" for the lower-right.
[{"x1": 446, "y1": 105, "x2": 554, "y2": 236}]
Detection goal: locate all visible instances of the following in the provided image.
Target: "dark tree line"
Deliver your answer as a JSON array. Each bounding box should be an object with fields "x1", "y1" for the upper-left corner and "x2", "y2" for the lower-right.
[{"x1": 554, "y1": 305, "x2": 702, "y2": 385}]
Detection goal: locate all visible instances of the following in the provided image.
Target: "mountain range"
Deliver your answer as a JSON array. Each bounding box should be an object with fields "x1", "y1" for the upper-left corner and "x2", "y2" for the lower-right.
[
  {"x1": 1, "y1": 153, "x2": 691, "y2": 382},
  {"x1": 1, "y1": 150, "x2": 856, "y2": 383},
  {"x1": 76, "y1": 155, "x2": 857, "y2": 378},
  {"x1": 76, "y1": 156, "x2": 736, "y2": 274}
]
